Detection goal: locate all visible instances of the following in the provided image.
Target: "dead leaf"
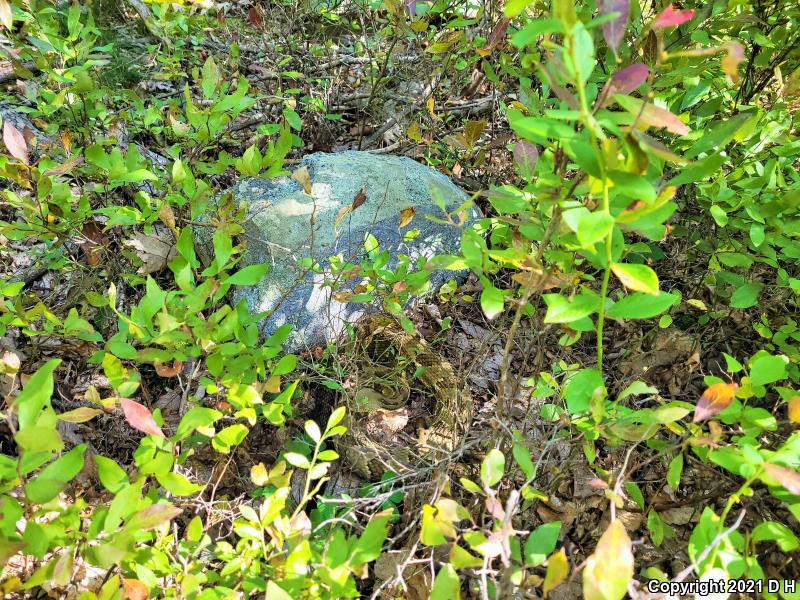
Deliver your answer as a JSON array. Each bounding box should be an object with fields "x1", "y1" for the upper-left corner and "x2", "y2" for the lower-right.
[
  {"x1": 158, "y1": 204, "x2": 176, "y2": 231},
  {"x1": 3, "y1": 121, "x2": 29, "y2": 165},
  {"x1": 248, "y1": 6, "x2": 262, "y2": 27},
  {"x1": 399, "y1": 207, "x2": 415, "y2": 228},
  {"x1": 333, "y1": 205, "x2": 351, "y2": 231},
  {"x1": 42, "y1": 154, "x2": 83, "y2": 177},
  {"x1": 120, "y1": 398, "x2": 164, "y2": 437},
  {"x1": 0, "y1": 0, "x2": 12, "y2": 30},
  {"x1": 788, "y1": 396, "x2": 800, "y2": 424},
  {"x1": 154, "y1": 360, "x2": 183, "y2": 378},
  {"x1": 78, "y1": 220, "x2": 107, "y2": 267},
  {"x1": 761, "y1": 463, "x2": 800, "y2": 496},
  {"x1": 352, "y1": 187, "x2": 367, "y2": 210},
  {"x1": 123, "y1": 228, "x2": 177, "y2": 274},
  {"x1": 291, "y1": 166, "x2": 312, "y2": 195},
  {"x1": 693, "y1": 383, "x2": 738, "y2": 422}
]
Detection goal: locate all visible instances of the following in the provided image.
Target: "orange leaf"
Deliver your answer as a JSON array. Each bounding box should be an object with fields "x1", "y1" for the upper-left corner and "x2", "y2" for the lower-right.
[
  {"x1": 762, "y1": 463, "x2": 800, "y2": 495},
  {"x1": 154, "y1": 360, "x2": 183, "y2": 378},
  {"x1": 122, "y1": 579, "x2": 149, "y2": 600},
  {"x1": 693, "y1": 383, "x2": 738, "y2": 422},
  {"x1": 788, "y1": 396, "x2": 800, "y2": 424},
  {"x1": 248, "y1": 6, "x2": 262, "y2": 27},
  {"x1": 120, "y1": 398, "x2": 164, "y2": 437},
  {"x1": 399, "y1": 206, "x2": 416, "y2": 228},
  {"x1": 3, "y1": 121, "x2": 29, "y2": 165},
  {"x1": 722, "y1": 42, "x2": 745, "y2": 83}
]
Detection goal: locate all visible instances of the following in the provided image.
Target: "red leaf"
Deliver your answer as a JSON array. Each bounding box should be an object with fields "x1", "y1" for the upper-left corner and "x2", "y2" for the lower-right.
[
  {"x1": 652, "y1": 4, "x2": 695, "y2": 29},
  {"x1": 601, "y1": 0, "x2": 630, "y2": 56},
  {"x1": 513, "y1": 141, "x2": 539, "y2": 178},
  {"x1": 122, "y1": 579, "x2": 149, "y2": 600},
  {"x1": 693, "y1": 383, "x2": 738, "y2": 422},
  {"x1": 762, "y1": 464, "x2": 800, "y2": 496},
  {"x1": 121, "y1": 398, "x2": 164, "y2": 437},
  {"x1": 599, "y1": 64, "x2": 649, "y2": 107},
  {"x1": 247, "y1": 6, "x2": 261, "y2": 27},
  {"x1": 3, "y1": 121, "x2": 29, "y2": 165}
]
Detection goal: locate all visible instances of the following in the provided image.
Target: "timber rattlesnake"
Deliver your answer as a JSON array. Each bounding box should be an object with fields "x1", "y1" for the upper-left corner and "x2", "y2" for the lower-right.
[{"x1": 336, "y1": 315, "x2": 473, "y2": 479}]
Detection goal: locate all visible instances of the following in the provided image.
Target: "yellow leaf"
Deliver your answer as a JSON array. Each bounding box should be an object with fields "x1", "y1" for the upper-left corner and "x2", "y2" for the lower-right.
[
  {"x1": 264, "y1": 375, "x2": 281, "y2": 394},
  {"x1": 291, "y1": 166, "x2": 312, "y2": 195},
  {"x1": 0, "y1": 0, "x2": 11, "y2": 30},
  {"x1": 687, "y1": 298, "x2": 707, "y2": 311},
  {"x1": 158, "y1": 204, "x2": 176, "y2": 232},
  {"x1": 251, "y1": 463, "x2": 269, "y2": 486},
  {"x1": 399, "y1": 207, "x2": 416, "y2": 228},
  {"x1": 543, "y1": 548, "x2": 568, "y2": 596},
  {"x1": 427, "y1": 96, "x2": 436, "y2": 118},
  {"x1": 583, "y1": 520, "x2": 633, "y2": 600},
  {"x1": 407, "y1": 122, "x2": 423, "y2": 142},
  {"x1": 788, "y1": 396, "x2": 800, "y2": 424}
]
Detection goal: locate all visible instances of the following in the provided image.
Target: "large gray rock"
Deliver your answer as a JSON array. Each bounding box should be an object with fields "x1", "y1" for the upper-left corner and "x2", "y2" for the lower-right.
[{"x1": 202, "y1": 152, "x2": 480, "y2": 351}]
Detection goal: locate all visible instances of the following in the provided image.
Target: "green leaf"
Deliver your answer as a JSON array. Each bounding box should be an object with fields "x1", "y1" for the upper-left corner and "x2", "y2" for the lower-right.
[
  {"x1": 350, "y1": 509, "x2": 392, "y2": 565},
  {"x1": 15, "y1": 360, "x2": 60, "y2": 430},
  {"x1": 624, "y1": 481, "x2": 645, "y2": 509},
  {"x1": 272, "y1": 354, "x2": 297, "y2": 377},
  {"x1": 431, "y1": 564, "x2": 460, "y2": 600},
  {"x1": 564, "y1": 368, "x2": 604, "y2": 414},
  {"x1": 480, "y1": 449, "x2": 505, "y2": 487},
  {"x1": 512, "y1": 443, "x2": 535, "y2": 480},
  {"x1": 606, "y1": 291, "x2": 679, "y2": 320},
  {"x1": 667, "y1": 454, "x2": 683, "y2": 490},
  {"x1": 508, "y1": 113, "x2": 576, "y2": 144},
  {"x1": 25, "y1": 444, "x2": 86, "y2": 503},
  {"x1": 667, "y1": 153, "x2": 727, "y2": 185},
  {"x1": 225, "y1": 263, "x2": 269, "y2": 286},
  {"x1": 608, "y1": 171, "x2": 656, "y2": 201},
  {"x1": 751, "y1": 521, "x2": 800, "y2": 552},
  {"x1": 524, "y1": 522, "x2": 561, "y2": 567},
  {"x1": 201, "y1": 56, "x2": 221, "y2": 99},
  {"x1": 543, "y1": 292, "x2": 599, "y2": 324},
  {"x1": 174, "y1": 407, "x2": 223, "y2": 440},
  {"x1": 729, "y1": 282, "x2": 763, "y2": 309},
  {"x1": 480, "y1": 284, "x2": 504, "y2": 320},
  {"x1": 611, "y1": 263, "x2": 659, "y2": 295},
  {"x1": 95, "y1": 456, "x2": 129, "y2": 493},
  {"x1": 749, "y1": 353, "x2": 788, "y2": 387},
  {"x1": 577, "y1": 211, "x2": 614, "y2": 249},
  {"x1": 211, "y1": 424, "x2": 248, "y2": 454},
  {"x1": 304, "y1": 420, "x2": 322, "y2": 443},
  {"x1": 155, "y1": 472, "x2": 203, "y2": 497},
  {"x1": 326, "y1": 406, "x2": 346, "y2": 432},
  {"x1": 283, "y1": 452, "x2": 310, "y2": 469}
]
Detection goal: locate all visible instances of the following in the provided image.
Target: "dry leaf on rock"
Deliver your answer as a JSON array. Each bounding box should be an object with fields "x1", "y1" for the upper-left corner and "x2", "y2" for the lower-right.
[{"x1": 123, "y1": 227, "x2": 176, "y2": 274}]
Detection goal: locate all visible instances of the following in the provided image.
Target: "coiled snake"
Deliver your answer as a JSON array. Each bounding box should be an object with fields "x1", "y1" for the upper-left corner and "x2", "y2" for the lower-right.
[{"x1": 335, "y1": 315, "x2": 473, "y2": 479}]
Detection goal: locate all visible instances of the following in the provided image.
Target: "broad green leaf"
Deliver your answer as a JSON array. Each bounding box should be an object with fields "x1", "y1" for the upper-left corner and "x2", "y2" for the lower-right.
[
  {"x1": 95, "y1": 456, "x2": 129, "y2": 493},
  {"x1": 225, "y1": 264, "x2": 269, "y2": 286},
  {"x1": 15, "y1": 360, "x2": 60, "y2": 430},
  {"x1": 211, "y1": 424, "x2": 248, "y2": 454},
  {"x1": 174, "y1": 407, "x2": 223, "y2": 440},
  {"x1": 480, "y1": 283, "x2": 504, "y2": 320},
  {"x1": 543, "y1": 292, "x2": 599, "y2": 323},
  {"x1": 749, "y1": 354, "x2": 788, "y2": 387},
  {"x1": 431, "y1": 564, "x2": 460, "y2": 600},
  {"x1": 564, "y1": 368, "x2": 604, "y2": 414},
  {"x1": 729, "y1": 282, "x2": 763, "y2": 308},
  {"x1": 350, "y1": 509, "x2": 392, "y2": 565},
  {"x1": 611, "y1": 263, "x2": 659, "y2": 295},
  {"x1": 155, "y1": 472, "x2": 203, "y2": 497},
  {"x1": 524, "y1": 522, "x2": 561, "y2": 567},
  {"x1": 577, "y1": 211, "x2": 614, "y2": 249},
  {"x1": 480, "y1": 449, "x2": 505, "y2": 487},
  {"x1": 606, "y1": 291, "x2": 679, "y2": 320},
  {"x1": 667, "y1": 454, "x2": 683, "y2": 490},
  {"x1": 608, "y1": 171, "x2": 656, "y2": 201}
]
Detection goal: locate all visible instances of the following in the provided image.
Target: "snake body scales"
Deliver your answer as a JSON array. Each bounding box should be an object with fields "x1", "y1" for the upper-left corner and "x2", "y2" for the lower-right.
[{"x1": 335, "y1": 315, "x2": 473, "y2": 479}]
